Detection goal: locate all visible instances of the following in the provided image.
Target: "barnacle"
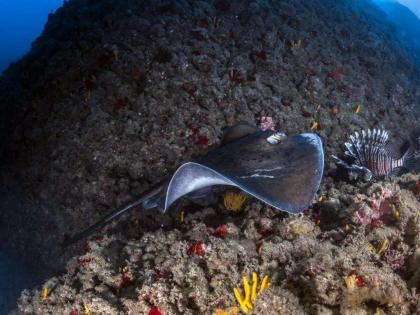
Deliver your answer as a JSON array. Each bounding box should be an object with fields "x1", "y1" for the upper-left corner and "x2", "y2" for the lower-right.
[
  {"x1": 224, "y1": 192, "x2": 247, "y2": 212},
  {"x1": 233, "y1": 273, "x2": 270, "y2": 313}
]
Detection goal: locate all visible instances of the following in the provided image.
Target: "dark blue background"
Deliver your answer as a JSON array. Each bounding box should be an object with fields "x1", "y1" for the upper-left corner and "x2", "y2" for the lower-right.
[
  {"x1": 0, "y1": 1, "x2": 419, "y2": 75},
  {"x1": 0, "y1": 0, "x2": 63, "y2": 73}
]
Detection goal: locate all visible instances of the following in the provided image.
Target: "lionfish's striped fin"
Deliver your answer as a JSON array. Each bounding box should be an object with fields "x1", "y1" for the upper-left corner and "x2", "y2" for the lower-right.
[{"x1": 344, "y1": 129, "x2": 388, "y2": 154}]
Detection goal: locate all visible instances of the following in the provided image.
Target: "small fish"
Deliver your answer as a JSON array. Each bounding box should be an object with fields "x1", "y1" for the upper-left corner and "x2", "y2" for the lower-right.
[
  {"x1": 354, "y1": 104, "x2": 361, "y2": 114},
  {"x1": 332, "y1": 128, "x2": 416, "y2": 181}
]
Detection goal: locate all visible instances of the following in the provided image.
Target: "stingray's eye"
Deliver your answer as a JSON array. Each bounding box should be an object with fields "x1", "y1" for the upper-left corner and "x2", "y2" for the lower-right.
[{"x1": 267, "y1": 132, "x2": 286, "y2": 144}]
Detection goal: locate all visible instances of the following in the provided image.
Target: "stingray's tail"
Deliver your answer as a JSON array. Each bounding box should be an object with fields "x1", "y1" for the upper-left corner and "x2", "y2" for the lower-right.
[{"x1": 62, "y1": 182, "x2": 165, "y2": 248}]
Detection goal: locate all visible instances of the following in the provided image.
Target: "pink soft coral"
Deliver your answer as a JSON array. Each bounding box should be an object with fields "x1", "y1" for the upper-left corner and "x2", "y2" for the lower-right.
[{"x1": 257, "y1": 116, "x2": 275, "y2": 131}]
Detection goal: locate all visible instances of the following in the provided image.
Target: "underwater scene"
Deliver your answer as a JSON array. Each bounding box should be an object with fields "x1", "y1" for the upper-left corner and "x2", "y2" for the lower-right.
[{"x1": 1, "y1": 0, "x2": 420, "y2": 314}]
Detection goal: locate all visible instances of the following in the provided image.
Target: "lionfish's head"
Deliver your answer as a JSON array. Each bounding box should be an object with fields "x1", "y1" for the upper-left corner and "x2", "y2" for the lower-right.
[{"x1": 348, "y1": 166, "x2": 373, "y2": 182}]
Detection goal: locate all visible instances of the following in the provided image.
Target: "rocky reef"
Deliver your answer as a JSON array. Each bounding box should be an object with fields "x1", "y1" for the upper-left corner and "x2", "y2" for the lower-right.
[
  {"x1": 16, "y1": 174, "x2": 420, "y2": 314},
  {"x1": 0, "y1": 0, "x2": 420, "y2": 313}
]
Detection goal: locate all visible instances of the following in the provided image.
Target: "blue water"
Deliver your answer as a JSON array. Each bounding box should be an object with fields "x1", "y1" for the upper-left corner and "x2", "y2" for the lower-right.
[
  {"x1": 0, "y1": 0, "x2": 419, "y2": 75},
  {"x1": 0, "y1": 251, "x2": 36, "y2": 313},
  {"x1": 0, "y1": 0, "x2": 63, "y2": 74},
  {"x1": 399, "y1": 0, "x2": 420, "y2": 17}
]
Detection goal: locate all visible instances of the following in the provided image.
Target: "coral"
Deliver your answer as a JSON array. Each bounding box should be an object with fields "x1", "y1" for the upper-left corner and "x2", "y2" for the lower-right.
[
  {"x1": 223, "y1": 192, "x2": 247, "y2": 212},
  {"x1": 329, "y1": 68, "x2": 343, "y2": 81},
  {"x1": 213, "y1": 307, "x2": 239, "y2": 315},
  {"x1": 352, "y1": 187, "x2": 394, "y2": 226},
  {"x1": 310, "y1": 120, "x2": 319, "y2": 130},
  {"x1": 233, "y1": 273, "x2": 270, "y2": 313},
  {"x1": 187, "y1": 241, "x2": 206, "y2": 257},
  {"x1": 228, "y1": 69, "x2": 247, "y2": 84},
  {"x1": 148, "y1": 306, "x2": 163, "y2": 315},
  {"x1": 257, "y1": 116, "x2": 275, "y2": 131},
  {"x1": 213, "y1": 226, "x2": 228, "y2": 238},
  {"x1": 290, "y1": 39, "x2": 302, "y2": 50},
  {"x1": 41, "y1": 287, "x2": 48, "y2": 301}
]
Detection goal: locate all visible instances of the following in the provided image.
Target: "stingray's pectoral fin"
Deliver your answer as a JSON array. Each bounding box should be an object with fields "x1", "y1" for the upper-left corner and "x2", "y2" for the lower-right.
[{"x1": 163, "y1": 162, "x2": 235, "y2": 212}]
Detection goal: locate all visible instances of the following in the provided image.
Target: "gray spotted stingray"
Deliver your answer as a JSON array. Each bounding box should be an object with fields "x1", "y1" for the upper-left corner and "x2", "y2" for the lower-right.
[{"x1": 63, "y1": 122, "x2": 324, "y2": 247}]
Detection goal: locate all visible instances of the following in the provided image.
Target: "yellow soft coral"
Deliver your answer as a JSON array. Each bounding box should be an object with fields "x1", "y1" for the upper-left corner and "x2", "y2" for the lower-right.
[
  {"x1": 377, "y1": 239, "x2": 389, "y2": 256},
  {"x1": 344, "y1": 274, "x2": 357, "y2": 290},
  {"x1": 224, "y1": 192, "x2": 247, "y2": 212},
  {"x1": 233, "y1": 273, "x2": 270, "y2": 313},
  {"x1": 214, "y1": 307, "x2": 239, "y2": 315},
  {"x1": 41, "y1": 287, "x2": 48, "y2": 301},
  {"x1": 290, "y1": 39, "x2": 302, "y2": 50}
]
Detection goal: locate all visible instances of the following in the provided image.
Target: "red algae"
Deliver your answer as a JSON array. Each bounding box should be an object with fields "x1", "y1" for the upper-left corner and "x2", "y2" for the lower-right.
[
  {"x1": 228, "y1": 69, "x2": 247, "y2": 84},
  {"x1": 215, "y1": 0, "x2": 231, "y2": 12},
  {"x1": 91, "y1": 235, "x2": 104, "y2": 243},
  {"x1": 188, "y1": 241, "x2": 206, "y2": 257},
  {"x1": 302, "y1": 110, "x2": 312, "y2": 118},
  {"x1": 148, "y1": 306, "x2": 163, "y2": 315},
  {"x1": 213, "y1": 226, "x2": 228, "y2": 238},
  {"x1": 77, "y1": 257, "x2": 93, "y2": 266},
  {"x1": 355, "y1": 276, "x2": 366, "y2": 287},
  {"x1": 195, "y1": 135, "x2": 209, "y2": 145},
  {"x1": 349, "y1": 270, "x2": 366, "y2": 288},
  {"x1": 329, "y1": 68, "x2": 343, "y2": 81},
  {"x1": 415, "y1": 181, "x2": 420, "y2": 194},
  {"x1": 120, "y1": 274, "x2": 135, "y2": 287},
  {"x1": 83, "y1": 243, "x2": 91, "y2": 254},
  {"x1": 113, "y1": 97, "x2": 128, "y2": 115},
  {"x1": 152, "y1": 273, "x2": 164, "y2": 281},
  {"x1": 182, "y1": 83, "x2": 198, "y2": 97},
  {"x1": 154, "y1": 48, "x2": 172, "y2": 63}
]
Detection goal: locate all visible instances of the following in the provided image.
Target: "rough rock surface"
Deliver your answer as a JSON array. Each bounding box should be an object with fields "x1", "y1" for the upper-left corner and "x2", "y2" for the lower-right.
[
  {"x1": 0, "y1": 0, "x2": 420, "y2": 314},
  {"x1": 16, "y1": 174, "x2": 420, "y2": 314}
]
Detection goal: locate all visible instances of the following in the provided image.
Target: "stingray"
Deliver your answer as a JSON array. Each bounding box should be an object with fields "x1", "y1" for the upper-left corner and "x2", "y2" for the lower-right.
[{"x1": 63, "y1": 123, "x2": 324, "y2": 247}]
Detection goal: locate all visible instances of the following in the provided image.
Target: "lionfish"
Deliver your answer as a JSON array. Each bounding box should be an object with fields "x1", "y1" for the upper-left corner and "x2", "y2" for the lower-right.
[{"x1": 332, "y1": 128, "x2": 417, "y2": 181}]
